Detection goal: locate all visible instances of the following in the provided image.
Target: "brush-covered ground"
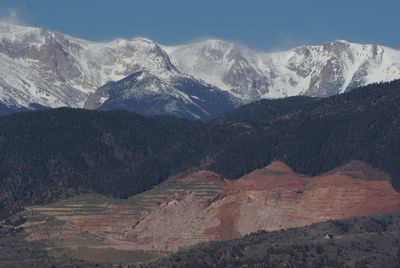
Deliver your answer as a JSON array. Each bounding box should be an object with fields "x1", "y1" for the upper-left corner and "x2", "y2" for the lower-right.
[
  {"x1": 139, "y1": 212, "x2": 400, "y2": 268},
  {"x1": 3, "y1": 212, "x2": 400, "y2": 267}
]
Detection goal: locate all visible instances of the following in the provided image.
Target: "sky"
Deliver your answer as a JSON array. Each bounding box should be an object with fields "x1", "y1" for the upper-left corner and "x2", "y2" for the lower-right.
[{"x1": 0, "y1": 0, "x2": 399, "y2": 50}]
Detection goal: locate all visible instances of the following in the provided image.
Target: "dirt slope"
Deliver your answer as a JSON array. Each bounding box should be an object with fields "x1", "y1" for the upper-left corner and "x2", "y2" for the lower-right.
[{"x1": 20, "y1": 161, "x2": 400, "y2": 255}]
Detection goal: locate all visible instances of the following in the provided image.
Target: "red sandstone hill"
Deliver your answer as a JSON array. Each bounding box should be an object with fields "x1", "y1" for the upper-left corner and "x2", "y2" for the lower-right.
[{"x1": 22, "y1": 160, "x2": 400, "y2": 253}]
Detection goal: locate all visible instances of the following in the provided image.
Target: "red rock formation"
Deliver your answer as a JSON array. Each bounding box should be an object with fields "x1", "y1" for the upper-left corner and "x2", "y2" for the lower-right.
[
  {"x1": 204, "y1": 161, "x2": 400, "y2": 240},
  {"x1": 23, "y1": 161, "x2": 400, "y2": 252}
]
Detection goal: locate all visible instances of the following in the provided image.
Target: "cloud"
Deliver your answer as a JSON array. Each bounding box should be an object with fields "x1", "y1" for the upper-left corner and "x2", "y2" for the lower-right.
[
  {"x1": 264, "y1": 34, "x2": 312, "y2": 53},
  {"x1": 0, "y1": 8, "x2": 26, "y2": 25}
]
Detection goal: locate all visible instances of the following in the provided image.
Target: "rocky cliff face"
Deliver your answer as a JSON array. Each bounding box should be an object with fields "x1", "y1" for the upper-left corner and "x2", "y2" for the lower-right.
[
  {"x1": 1, "y1": 22, "x2": 400, "y2": 118},
  {"x1": 21, "y1": 161, "x2": 400, "y2": 252},
  {"x1": 164, "y1": 40, "x2": 272, "y2": 102},
  {"x1": 0, "y1": 23, "x2": 183, "y2": 107},
  {"x1": 0, "y1": 22, "x2": 241, "y2": 119},
  {"x1": 167, "y1": 39, "x2": 400, "y2": 101}
]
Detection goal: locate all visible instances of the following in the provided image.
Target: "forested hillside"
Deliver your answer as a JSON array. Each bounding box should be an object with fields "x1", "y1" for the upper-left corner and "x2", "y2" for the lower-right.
[
  {"x1": 0, "y1": 80, "x2": 399, "y2": 218},
  {"x1": 0, "y1": 109, "x2": 213, "y2": 217},
  {"x1": 213, "y1": 95, "x2": 317, "y2": 126},
  {"x1": 209, "y1": 80, "x2": 400, "y2": 192},
  {"x1": 140, "y1": 212, "x2": 400, "y2": 268}
]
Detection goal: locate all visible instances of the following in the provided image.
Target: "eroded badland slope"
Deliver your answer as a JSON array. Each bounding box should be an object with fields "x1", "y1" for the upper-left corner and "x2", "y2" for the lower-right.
[{"x1": 16, "y1": 160, "x2": 400, "y2": 263}]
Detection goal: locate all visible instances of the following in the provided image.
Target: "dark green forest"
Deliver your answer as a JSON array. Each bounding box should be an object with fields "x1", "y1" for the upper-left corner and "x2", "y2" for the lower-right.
[
  {"x1": 213, "y1": 95, "x2": 317, "y2": 126},
  {"x1": 210, "y1": 80, "x2": 400, "y2": 189},
  {"x1": 0, "y1": 80, "x2": 399, "y2": 218},
  {"x1": 0, "y1": 110, "x2": 212, "y2": 217}
]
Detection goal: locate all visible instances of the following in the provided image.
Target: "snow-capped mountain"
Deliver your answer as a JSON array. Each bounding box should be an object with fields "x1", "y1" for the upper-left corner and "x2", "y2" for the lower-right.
[
  {"x1": 0, "y1": 22, "x2": 181, "y2": 108},
  {"x1": 164, "y1": 40, "x2": 271, "y2": 102},
  {"x1": 166, "y1": 39, "x2": 400, "y2": 102},
  {"x1": 1, "y1": 22, "x2": 400, "y2": 119},
  {"x1": 91, "y1": 70, "x2": 238, "y2": 120},
  {"x1": 0, "y1": 22, "x2": 240, "y2": 119}
]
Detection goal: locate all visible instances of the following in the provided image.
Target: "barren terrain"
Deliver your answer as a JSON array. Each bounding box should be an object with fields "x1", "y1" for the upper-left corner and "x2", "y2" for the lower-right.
[{"x1": 19, "y1": 161, "x2": 400, "y2": 262}]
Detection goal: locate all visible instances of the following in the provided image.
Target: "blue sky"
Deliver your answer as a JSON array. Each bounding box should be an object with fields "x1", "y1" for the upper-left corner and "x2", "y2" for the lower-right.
[{"x1": 0, "y1": 0, "x2": 398, "y2": 50}]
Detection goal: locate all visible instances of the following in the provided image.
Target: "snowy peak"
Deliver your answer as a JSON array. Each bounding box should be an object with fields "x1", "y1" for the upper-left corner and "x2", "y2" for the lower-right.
[
  {"x1": 275, "y1": 40, "x2": 400, "y2": 97},
  {"x1": 0, "y1": 22, "x2": 44, "y2": 44},
  {"x1": 166, "y1": 38, "x2": 400, "y2": 101},
  {"x1": 165, "y1": 39, "x2": 270, "y2": 102},
  {"x1": 0, "y1": 22, "x2": 400, "y2": 119},
  {"x1": 91, "y1": 70, "x2": 239, "y2": 120},
  {"x1": 0, "y1": 23, "x2": 182, "y2": 109},
  {"x1": 185, "y1": 39, "x2": 400, "y2": 100}
]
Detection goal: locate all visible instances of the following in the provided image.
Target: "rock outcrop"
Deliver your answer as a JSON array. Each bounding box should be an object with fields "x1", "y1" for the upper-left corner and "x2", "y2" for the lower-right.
[{"x1": 22, "y1": 161, "x2": 400, "y2": 253}]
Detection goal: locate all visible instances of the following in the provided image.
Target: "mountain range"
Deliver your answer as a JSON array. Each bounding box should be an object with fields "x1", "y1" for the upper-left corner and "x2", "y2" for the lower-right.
[
  {"x1": 1, "y1": 79, "x2": 399, "y2": 219},
  {"x1": 0, "y1": 78, "x2": 399, "y2": 266},
  {"x1": 1, "y1": 22, "x2": 400, "y2": 119}
]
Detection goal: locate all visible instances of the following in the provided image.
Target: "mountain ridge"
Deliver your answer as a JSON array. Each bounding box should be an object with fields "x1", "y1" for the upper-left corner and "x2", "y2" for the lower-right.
[
  {"x1": 1, "y1": 22, "x2": 400, "y2": 119},
  {"x1": 0, "y1": 80, "x2": 399, "y2": 219},
  {"x1": 16, "y1": 160, "x2": 400, "y2": 255}
]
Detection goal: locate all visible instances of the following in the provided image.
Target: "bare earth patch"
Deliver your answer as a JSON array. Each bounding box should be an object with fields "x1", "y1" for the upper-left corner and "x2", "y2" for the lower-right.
[{"x1": 20, "y1": 161, "x2": 400, "y2": 263}]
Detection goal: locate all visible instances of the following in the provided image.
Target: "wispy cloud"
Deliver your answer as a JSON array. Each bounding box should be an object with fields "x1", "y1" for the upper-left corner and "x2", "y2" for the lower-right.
[
  {"x1": 265, "y1": 34, "x2": 315, "y2": 53},
  {"x1": 0, "y1": 8, "x2": 26, "y2": 25}
]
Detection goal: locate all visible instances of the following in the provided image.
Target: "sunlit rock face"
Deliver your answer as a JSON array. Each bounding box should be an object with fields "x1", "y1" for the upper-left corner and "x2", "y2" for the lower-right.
[
  {"x1": 2, "y1": 22, "x2": 400, "y2": 117},
  {"x1": 23, "y1": 161, "x2": 400, "y2": 252}
]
